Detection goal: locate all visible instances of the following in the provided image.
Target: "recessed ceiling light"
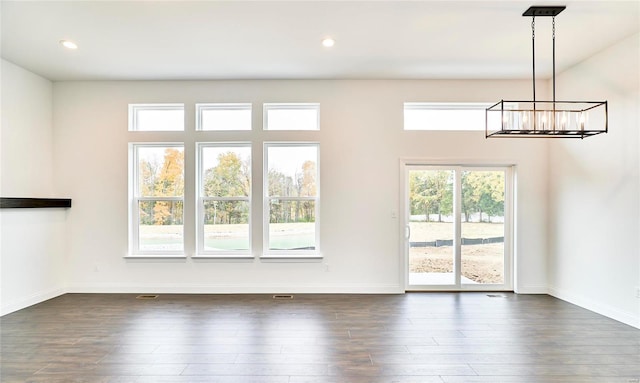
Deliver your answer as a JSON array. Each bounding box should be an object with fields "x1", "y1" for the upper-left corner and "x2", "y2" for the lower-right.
[
  {"x1": 59, "y1": 40, "x2": 78, "y2": 50},
  {"x1": 322, "y1": 37, "x2": 335, "y2": 48}
]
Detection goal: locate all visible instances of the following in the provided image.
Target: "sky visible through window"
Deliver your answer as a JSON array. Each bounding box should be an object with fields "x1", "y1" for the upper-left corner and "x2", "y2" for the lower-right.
[
  {"x1": 264, "y1": 104, "x2": 319, "y2": 131},
  {"x1": 267, "y1": 145, "x2": 317, "y2": 180},
  {"x1": 404, "y1": 103, "x2": 496, "y2": 131},
  {"x1": 198, "y1": 104, "x2": 252, "y2": 131},
  {"x1": 133, "y1": 107, "x2": 184, "y2": 131}
]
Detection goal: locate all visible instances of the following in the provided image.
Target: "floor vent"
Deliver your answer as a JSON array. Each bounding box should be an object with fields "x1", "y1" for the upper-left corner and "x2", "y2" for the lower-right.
[
  {"x1": 487, "y1": 294, "x2": 507, "y2": 298},
  {"x1": 136, "y1": 294, "x2": 159, "y2": 300},
  {"x1": 272, "y1": 294, "x2": 294, "y2": 300}
]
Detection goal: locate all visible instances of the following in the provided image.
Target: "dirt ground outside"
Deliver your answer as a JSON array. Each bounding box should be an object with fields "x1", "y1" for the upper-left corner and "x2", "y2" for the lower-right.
[
  {"x1": 410, "y1": 244, "x2": 504, "y2": 284},
  {"x1": 408, "y1": 222, "x2": 505, "y2": 284}
]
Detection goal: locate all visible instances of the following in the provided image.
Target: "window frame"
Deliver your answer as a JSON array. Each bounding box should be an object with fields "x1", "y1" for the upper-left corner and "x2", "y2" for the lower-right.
[
  {"x1": 129, "y1": 142, "x2": 185, "y2": 257},
  {"x1": 196, "y1": 142, "x2": 253, "y2": 258},
  {"x1": 128, "y1": 103, "x2": 185, "y2": 132},
  {"x1": 195, "y1": 103, "x2": 252, "y2": 131},
  {"x1": 263, "y1": 103, "x2": 320, "y2": 131},
  {"x1": 263, "y1": 142, "x2": 321, "y2": 258}
]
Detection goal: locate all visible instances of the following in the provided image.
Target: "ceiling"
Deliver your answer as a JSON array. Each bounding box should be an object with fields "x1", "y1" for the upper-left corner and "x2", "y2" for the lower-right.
[{"x1": 1, "y1": 1, "x2": 638, "y2": 81}]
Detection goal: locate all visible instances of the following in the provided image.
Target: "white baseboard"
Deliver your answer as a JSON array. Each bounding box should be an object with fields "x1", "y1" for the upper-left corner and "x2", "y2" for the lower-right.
[
  {"x1": 66, "y1": 282, "x2": 404, "y2": 294},
  {"x1": 549, "y1": 285, "x2": 640, "y2": 329},
  {"x1": 1, "y1": 286, "x2": 66, "y2": 316},
  {"x1": 514, "y1": 284, "x2": 548, "y2": 294}
]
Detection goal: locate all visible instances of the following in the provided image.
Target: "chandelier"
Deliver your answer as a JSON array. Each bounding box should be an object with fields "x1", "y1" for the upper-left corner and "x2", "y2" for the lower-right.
[{"x1": 486, "y1": 6, "x2": 608, "y2": 138}]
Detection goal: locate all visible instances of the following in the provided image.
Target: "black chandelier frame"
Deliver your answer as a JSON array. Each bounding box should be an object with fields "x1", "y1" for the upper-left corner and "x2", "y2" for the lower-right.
[{"x1": 486, "y1": 6, "x2": 608, "y2": 139}]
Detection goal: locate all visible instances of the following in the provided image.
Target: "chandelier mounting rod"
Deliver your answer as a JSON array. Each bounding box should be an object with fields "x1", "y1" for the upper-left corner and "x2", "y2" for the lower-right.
[
  {"x1": 525, "y1": 6, "x2": 565, "y2": 131},
  {"x1": 522, "y1": 6, "x2": 565, "y2": 101}
]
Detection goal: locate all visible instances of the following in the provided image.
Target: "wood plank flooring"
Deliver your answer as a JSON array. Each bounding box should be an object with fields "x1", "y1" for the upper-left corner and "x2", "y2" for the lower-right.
[{"x1": 1, "y1": 293, "x2": 639, "y2": 382}]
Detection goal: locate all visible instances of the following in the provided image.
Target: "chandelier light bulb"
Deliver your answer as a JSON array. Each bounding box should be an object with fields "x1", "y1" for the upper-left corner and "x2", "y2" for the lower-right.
[{"x1": 579, "y1": 112, "x2": 587, "y2": 130}]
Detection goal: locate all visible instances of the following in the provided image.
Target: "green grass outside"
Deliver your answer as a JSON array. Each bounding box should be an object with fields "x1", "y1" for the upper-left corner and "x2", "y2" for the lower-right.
[
  {"x1": 409, "y1": 221, "x2": 504, "y2": 242},
  {"x1": 139, "y1": 222, "x2": 315, "y2": 250}
]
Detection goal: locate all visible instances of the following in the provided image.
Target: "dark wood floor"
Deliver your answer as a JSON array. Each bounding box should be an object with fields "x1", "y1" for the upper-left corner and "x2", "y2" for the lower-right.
[{"x1": 1, "y1": 293, "x2": 639, "y2": 383}]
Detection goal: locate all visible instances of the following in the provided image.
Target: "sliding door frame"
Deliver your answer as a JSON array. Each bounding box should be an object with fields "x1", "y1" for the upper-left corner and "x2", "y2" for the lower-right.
[{"x1": 400, "y1": 159, "x2": 515, "y2": 291}]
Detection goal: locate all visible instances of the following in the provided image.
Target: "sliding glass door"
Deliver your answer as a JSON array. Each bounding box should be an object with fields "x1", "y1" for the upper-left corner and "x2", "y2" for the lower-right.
[{"x1": 403, "y1": 164, "x2": 513, "y2": 291}]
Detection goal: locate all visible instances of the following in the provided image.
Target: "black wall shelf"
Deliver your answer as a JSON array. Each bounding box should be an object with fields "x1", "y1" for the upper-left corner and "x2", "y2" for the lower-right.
[{"x1": 0, "y1": 198, "x2": 72, "y2": 209}]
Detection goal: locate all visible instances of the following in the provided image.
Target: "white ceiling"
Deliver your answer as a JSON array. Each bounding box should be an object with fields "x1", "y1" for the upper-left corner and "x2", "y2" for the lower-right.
[{"x1": 1, "y1": 1, "x2": 638, "y2": 81}]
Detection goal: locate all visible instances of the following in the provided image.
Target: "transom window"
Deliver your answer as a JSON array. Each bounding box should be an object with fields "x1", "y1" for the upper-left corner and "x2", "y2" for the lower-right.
[
  {"x1": 196, "y1": 103, "x2": 252, "y2": 131},
  {"x1": 264, "y1": 103, "x2": 320, "y2": 131},
  {"x1": 129, "y1": 104, "x2": 184, "y2": 131},
  {"x1": 404, "y1": 103, "x2": 490, "y2": 131},
  {"x1": 264, "y1": 143, "x2": 320, "y2": 257}
]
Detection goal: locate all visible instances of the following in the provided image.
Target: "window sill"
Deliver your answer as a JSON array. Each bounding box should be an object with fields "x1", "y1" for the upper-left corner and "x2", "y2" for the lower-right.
[
  {"x1": 124, "y1": 254, "x2": 187, "y2": 259},
  {"x1": 192, "y1": 254, "x2": 254, "y2": 260},
  {"x1": 260, "y1": 254, "x2": 323, "y2": 262}
]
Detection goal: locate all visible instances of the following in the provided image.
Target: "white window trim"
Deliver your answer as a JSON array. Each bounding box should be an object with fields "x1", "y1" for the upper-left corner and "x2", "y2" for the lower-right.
[
  {"x1": 195, "y1": 103, "x2": 252, "y2": 131},
  {"x1": 128, "y1": 103, "x2": 185, "y2": 132},
  {"x1": 196, "y1": 142, "x2": 252, "y2": 258},
  {"x1": 263, "y1": 142, "x2": 320, "y2": 258},
  {"x1": 263, "y1": 103, "x2": 320, "y2": 131},
  {"x1": 128, "y1": 142, "x2": 185, "y2": 257}
]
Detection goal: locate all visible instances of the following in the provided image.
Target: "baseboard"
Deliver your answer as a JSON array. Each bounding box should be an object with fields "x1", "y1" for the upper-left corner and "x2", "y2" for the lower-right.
[
  {"x1": 514, "y1": 284, "x2": 548, "y2": 294},
  {"x1": 549, "y1": 286, "x2": 640, "y2": 329},
  {"x1": 1, "y1": 286, "x2": 66, "y2": 316},
  {"x1": 66, "y1": 282, "x2": 404, "y2": 294}
]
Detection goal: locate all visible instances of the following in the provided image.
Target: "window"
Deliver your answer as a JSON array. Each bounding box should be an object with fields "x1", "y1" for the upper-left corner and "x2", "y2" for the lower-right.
[
  {"x1": 128, "y1": 101, "x2": 321, "y2": 259},
  {"x1": 129, "y1": 104, "x2": 184, "y2": 131},
  {"x1": 130, "y1": 144, "x2": 184, "y2": 255},
  {"x1": 196, "y1": 103, "x2": 252, "y2": 131},
  {"x1": 404, "y1": 103, "x2": 490, "y2": 131},
  {"x1": 197, "y1": 143, "x2": 251, "y2": 256},
  {"x1": 264, "y1": 143, "x2": 319, "y2": 257},
  {"x1": 264, "y1": 103, "x2": 320, "y2": 130}
]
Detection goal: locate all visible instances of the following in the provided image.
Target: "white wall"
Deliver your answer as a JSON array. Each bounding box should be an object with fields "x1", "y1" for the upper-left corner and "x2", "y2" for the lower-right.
[
  {"x1": 53, "y1": 79, "x2": 549, "y2": 294},
  {"x1": 0, "y1": 59, "x2": 67, "y2": 315},
  {"x1": 548, "y1": 33, "x2": 640, "y2": 328}
]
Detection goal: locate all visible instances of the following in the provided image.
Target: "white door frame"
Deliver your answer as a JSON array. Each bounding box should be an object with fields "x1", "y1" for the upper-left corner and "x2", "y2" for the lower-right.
[{"x1": 400, "y1": 159, "x2": 514, "y2": 291}]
